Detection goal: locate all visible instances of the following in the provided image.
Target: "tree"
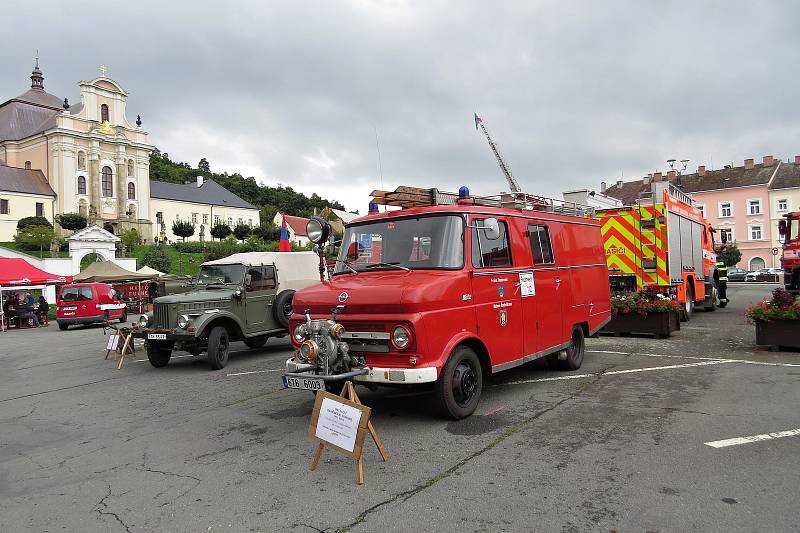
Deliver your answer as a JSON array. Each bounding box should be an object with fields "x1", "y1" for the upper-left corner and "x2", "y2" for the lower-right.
[
  {"x1": 252, "y1": 223, "x2": 279, "y2": 241},
  {"x1": 172, "y1": 220, "x2": 195, "y2": 242},
  {"x1": 14, "y1": 225, "x2": 55, "y2": 257},
  {"x1": 715, "y1": 242, "x2": 742, "y2": 267},
  {"x1": 54, "y1": 213, "x2": 87, "y2": 232},
  {"x1": 210, "y1": 223, "x2": 232, "y2": 241},
  {"x1": 120, "y1": 228, "x2": 142, "y2": 253},
  {"x1": 233, "y1": 222, "x2": 252, "y2": 241},
  {"x1": 17, "y1": 216, "x2": 52, "y2": 230},
  {"x1": 198, "y1": 158, "x2": 210, "y2": 173},
  {"x1": 142, "y1": 245, "x2": 171, "y2": 272}
]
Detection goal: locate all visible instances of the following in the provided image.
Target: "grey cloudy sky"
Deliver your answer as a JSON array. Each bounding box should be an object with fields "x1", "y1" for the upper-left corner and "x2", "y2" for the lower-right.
[{"x1": 3, "y1": 1, "x2": 799, "y2": 211}]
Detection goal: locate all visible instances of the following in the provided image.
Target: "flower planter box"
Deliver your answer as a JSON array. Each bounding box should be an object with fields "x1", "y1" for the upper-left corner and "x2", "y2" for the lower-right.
[
  {"x1": 754, "y1": 320, "x2": 800, "y2": 350},
  {"x1": 601, "y1": 311, "x2": 680, "y2": 338}
]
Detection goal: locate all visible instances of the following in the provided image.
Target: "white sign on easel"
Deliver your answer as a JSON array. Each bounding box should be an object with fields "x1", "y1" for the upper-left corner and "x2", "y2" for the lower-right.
[
  {"x1": 519, "y1": 271, "x2": 535, "y2": 297},
  {"x1": 315, "y1": 397, "x2": 363, "y2": 452}
]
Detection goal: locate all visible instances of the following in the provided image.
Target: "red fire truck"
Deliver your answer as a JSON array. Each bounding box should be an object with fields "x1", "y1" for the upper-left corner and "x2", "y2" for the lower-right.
[
  {"x1": 595, "y1": 182, "x2": 723, "y2": 319},
  {"x1": 778, "y1": 211, "x2": 800, "y2": 292},
  {"x1": 283, "y1": 186, "x2": 611, "y2": 419}
]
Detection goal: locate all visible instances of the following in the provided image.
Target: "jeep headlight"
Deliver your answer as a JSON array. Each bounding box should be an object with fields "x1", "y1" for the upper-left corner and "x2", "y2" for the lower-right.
[
  {"x1": 177, "y1": 314, "x2": 190, "y2": 329},
  {"x1": 139, "y1": 314, "x2": 150, "y2": 328}
]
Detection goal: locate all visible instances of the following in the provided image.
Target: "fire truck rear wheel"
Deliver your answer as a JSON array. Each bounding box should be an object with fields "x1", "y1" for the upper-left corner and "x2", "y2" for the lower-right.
[
  {"x1": 435, "y1": 346, "x2": 483, "y2": 420},
  {"x1": 562, "y1": 326, "x2": 585, "y2": 371},
  {"x1": 681, "y1": 286, "x2": 695, "y2": 321},
  {"x1": 207, "y1": 326, "x2": 230, "y2": 370},
  {"x1": 703, "y1": 284, "x2": 718, "y2": 312}
]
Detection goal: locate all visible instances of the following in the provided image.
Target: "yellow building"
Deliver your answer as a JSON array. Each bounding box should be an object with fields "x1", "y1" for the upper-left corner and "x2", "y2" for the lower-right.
[
  {"x1": 0, "y1": 59, "x2": 153, "y2": 237},
  {"x1": 150, "y1": 176, "x2": 260, "y2": 242},
  {"x1": 0, "y1": 161, "x2": 56, "y2": 240}
]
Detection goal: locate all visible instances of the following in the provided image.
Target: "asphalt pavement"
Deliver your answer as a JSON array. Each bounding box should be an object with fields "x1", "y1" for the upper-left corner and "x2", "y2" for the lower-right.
[{"x1": 1, "y1": 283, "x2": 798, "y2": 532}]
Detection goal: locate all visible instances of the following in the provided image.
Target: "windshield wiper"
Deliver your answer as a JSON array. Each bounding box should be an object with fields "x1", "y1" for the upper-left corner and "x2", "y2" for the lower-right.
[
  {"x1": 334, "y1": 259, "x2": 358, "y2": 274},
  {"x1": 363, "y1": 262, "x2": 411, "y2": 271}
]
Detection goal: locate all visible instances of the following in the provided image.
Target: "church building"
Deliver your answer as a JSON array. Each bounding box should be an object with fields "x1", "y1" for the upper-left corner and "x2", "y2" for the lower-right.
[{"x1": 0, "y1": 59, "x2": 154, "y2": 239}]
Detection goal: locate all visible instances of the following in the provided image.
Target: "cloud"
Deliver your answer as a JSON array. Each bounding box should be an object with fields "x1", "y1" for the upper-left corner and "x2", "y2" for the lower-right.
[{"x1": 2, "y1": 0, "x2": 800, "y2": 211}]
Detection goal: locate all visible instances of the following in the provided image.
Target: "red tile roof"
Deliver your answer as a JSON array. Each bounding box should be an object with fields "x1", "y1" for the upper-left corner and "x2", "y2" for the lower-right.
[{"x1": 282, "y1": 214, "x2": 310, "y2": 236}]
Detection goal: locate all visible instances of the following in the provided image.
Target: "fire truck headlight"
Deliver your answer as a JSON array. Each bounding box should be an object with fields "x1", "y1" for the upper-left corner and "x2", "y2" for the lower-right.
[
  {"x1": 391, "y1": 325, "x2": 412, "y2": 351},
  {"x1": 306, "y1": 217, "x2": 331, "y2": 244}
]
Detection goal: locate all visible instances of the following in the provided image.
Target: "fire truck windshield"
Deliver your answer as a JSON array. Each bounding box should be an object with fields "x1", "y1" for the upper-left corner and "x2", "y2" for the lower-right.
[{"x1": 335, "y1": 214, "x2": 464, "y2": 273}]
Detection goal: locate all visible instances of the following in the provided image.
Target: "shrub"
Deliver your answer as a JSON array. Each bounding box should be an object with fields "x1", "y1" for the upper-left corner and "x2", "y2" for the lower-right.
[
  {"x1": 210, "y1": 223, "x2": 232, "y2": 240},
  {"x1": 745, "y1": 288, "x2": 800, "y2": 322},
  {"x1": 203, "y1": 239, "x2": 241, "y2": 261},
  {"x1": 54, "y1": 213, "x2": 87, "y2": 232},
  {"x1": 252, "y1": 224, "x2": 279, "y2": 241},
  {"x1": 233, "y1": 222, "x2": 252, "y2": 241},
  {"x1": 13, "y1": 225, "x2": 55, "y2": 255},
  {"x1": 142, "y1": 245, "x2": 171, "y2": 272},
  {"x1": 175, "y1": 241, "x2": 205, "y2": 253},
  {"x1": 172, "y1": 220, "x2": 195, "y2": 242},
  {"x1": 17, "y1": 216, "x2": 52, "y2": 229},
  {"x1": 120, "y1": 228, "x2": 142, "y2": 253}
]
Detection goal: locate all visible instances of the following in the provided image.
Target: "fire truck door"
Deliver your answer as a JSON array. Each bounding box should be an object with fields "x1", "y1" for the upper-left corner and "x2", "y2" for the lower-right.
[
  {"x1": 522, "y1": 223, "x2": 565, "y2": 356},
  {"x1": 470, "y1": 217, "x2": 524, "y2": 367}
]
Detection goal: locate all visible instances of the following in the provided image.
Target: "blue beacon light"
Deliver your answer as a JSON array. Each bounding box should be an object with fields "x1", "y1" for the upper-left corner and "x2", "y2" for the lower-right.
[
  {"x1": 368, "y1": 202, "x2": 379, "y2": 213},
  {"x1": 458, "y1": 186, "x2": 470, "y2": 199}
]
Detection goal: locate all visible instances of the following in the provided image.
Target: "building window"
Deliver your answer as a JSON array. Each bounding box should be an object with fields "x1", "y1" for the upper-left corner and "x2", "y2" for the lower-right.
[
  {"x1": 1, "y1": 199, "x2": 9, "y2": 214},
  {"x1": 202, "y1": 214, "x2": 209, "y2": 225},
  {"x1": 101, "y1": 104, "x2": 109, "y2": 122},
  {"x1": 191, "y1": 213, "x2": 198, "y2": 224},
  {"x1": 719, "y1": 228, "x2": 734, "y2": 243},
  {"x1": 127, "y1": 182, "x2": 136, "y2": 200},
  {"x1": 248, "y1": 218, "x2": 253, "y2": 227},
  {"x1": 214, "y1": 215, "x2": 221, "y2": 225},
  {"x1": 227, "y1": 217, "x2": 233, "y2": 226},
  {"x1": 24, "y1": 161, "x2": 31, "y2": 170},
  {"x1": 719, "y1": 202, "x2": 732, "y2": 218},
  {"x1": 747, "y1": 199, "x2": 761, "y2": 215},
  {"x1": 77, "y1": 151, "x2": 86, "y2": 170},
  {"x1": 77, "y1": 176, "x2": 87, "y2": 195},
  {"x1": 749, "y1": 224, "x2": 763, "y2": 240},
  {"x1": 696, "y1": 204, "x2": 705, "y2": 218},
  {"x1": 778, "y1": 199, "x2": 788, "y2": 211},
  {"x1": 36, "y1": 202, "x2": 44, "y2": 217},
  {"x1": 127, "y1": 159, "x2": 134, "y2": 177},
  {"x1": 101, "y1": 166, "x2": 113, "y2": 197}
]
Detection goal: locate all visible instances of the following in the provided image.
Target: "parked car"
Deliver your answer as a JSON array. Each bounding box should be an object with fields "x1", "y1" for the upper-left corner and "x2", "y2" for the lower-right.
[
  {"x1": 745, "y1": 268, "x2": 781, "y2": 282},
  {"x1": 56, "y1": 282, "x2": 127, "y2": 330},
  {"x1": 727, "y1": 267, "x2": 747, "y2": 282}
]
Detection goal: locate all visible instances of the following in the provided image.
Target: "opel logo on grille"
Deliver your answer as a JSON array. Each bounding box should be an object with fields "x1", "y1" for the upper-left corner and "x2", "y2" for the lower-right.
[{"x1": 338, "y1": 292, "x2": 349, "y2": 303}]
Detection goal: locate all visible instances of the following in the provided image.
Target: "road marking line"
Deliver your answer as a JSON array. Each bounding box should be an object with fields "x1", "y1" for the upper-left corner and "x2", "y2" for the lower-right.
[
  {"x1": 226, "y1": 369, "x2": 283, "y2": 377},
  {"x1": 501, "y1": 360, "x2": 734, "y2": 386},
  {"x1": 589, "y1": 350, "x2": 800, "y2": 367},
  {"x1": 705, "y1": 428, "x2": 800, "y2": 448}
]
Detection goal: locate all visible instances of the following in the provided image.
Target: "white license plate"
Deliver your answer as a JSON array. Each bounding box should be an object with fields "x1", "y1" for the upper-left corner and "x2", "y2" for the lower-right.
[
  {"x1": 63, "y1": 306, "x2": 77, "y2": 311},
  {"x1": 147, "y1": 333, "x2": 167, "y2": 340},
  {"x1": 283, "y1": 375, "x2": 323, "y2": 391}
]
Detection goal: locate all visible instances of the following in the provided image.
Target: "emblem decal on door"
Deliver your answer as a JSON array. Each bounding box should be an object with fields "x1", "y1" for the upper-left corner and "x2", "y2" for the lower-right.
[
  {"x1": 338, "y1": 292, "x2": 349, "y2": 303},
  {"x1": 462, "y1": 293, "x2": 472, "y2": 301},
  {"x1": 497, "y1": 285, "x2": 505, "y2": 298},
  {"x1": 500, "y1": 310, "x2": 507, "y2": 326}
]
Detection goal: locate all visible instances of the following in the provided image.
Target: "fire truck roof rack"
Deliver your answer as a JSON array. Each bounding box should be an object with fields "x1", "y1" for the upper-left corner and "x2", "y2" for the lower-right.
[{"x1": 370, "y1": 186, "x2": 595, "y2": 218}]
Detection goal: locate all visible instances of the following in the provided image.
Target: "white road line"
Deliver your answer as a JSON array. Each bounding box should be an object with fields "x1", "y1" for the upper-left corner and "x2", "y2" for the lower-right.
[
  {"x1": 589, "y1": 350, "x2": 800, "y2": 367},
  {"x1": 705, "y1": 428, "x2": 800, "y2": 448},
  {"x1": 226, "y1": 369, "x2": 283, "y2": 377},
  {"x1": 501, "y1": 360, "x2": 734, "y2": 386}
]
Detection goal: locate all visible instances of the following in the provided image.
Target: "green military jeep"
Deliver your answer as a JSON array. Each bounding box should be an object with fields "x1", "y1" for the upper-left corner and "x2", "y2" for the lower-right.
[{"x1": 133, "y1": 251, "x2": 321, "y2": 370}]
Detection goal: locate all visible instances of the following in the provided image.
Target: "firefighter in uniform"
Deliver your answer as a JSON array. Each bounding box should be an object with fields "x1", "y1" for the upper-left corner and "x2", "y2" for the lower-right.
[{"x1": 716, "y1": 260, "x2": 729, "y2": 308}]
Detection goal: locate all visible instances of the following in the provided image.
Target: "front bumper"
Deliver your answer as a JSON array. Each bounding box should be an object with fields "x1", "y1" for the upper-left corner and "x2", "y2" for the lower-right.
[
  {"x1": 130, "y1": 329, "x2": 196, "y2": 342},
  {"x1": 285, "y1": 358, "x2": 438, "y2": 384}
]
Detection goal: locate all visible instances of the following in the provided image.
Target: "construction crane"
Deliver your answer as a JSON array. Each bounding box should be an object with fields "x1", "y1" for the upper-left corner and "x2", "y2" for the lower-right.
[{"x1": 474, "y1": 113, "x2": 521, "y2": 193}]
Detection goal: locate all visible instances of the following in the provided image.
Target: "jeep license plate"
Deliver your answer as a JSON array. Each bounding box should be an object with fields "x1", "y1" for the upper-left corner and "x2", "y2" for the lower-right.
[
  {"x1": 147, "y1": 333, "x2": 167, "y2": 340},
  {"x1": 282, "y1": 375, "x2": 323, "y2": 391}
]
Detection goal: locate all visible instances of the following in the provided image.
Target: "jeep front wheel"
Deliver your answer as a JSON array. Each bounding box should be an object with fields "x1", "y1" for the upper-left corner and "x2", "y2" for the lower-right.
[
  {"x1": 434, "y1": 346, "x2": 482, "y2": 420},
  {"x1": 207, "y1": 326, "x2": 230, "y2": 370},
  {"x1": 147, "y1": 341, "x2": 173, "y2": 368}
]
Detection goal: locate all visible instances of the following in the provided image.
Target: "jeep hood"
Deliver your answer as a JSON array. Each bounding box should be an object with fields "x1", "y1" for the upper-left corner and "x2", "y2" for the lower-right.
[
  {"x1": 154, "y1": 288, "x2": 236, "y2": 305},
  {"x1": 293, "y1": 271, "x2": 469, "y2": 315}
]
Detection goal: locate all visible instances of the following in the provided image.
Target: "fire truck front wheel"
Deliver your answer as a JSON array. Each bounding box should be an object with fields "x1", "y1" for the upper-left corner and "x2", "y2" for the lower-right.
[{"x1": 434, "y1": 346, "x2": 483, "y2": 420}]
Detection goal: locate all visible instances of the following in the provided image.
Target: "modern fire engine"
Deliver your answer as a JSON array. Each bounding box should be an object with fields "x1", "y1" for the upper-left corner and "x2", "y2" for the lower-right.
[
  {"x1": 595, "y1": 181, "x2": 724, "y2": 318},
  {"x1": 283, "y1": 186, "x2": 611, "y2": 419},
  {"x1": 778, "y1": 211, "x2": 800, "y2": 292}
]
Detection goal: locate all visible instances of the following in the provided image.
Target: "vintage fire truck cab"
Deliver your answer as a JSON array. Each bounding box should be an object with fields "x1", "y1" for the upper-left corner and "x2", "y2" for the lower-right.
[
  {"x1": 778, "y1": 212, "x2": 800, "y2": 292},
  {"x1": 284, "y1": 187, "x2": 611, "y2": 419}
]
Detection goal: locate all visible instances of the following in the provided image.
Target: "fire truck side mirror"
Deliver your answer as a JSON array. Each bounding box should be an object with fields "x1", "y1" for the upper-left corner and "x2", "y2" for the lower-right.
[
  {"x1": 778, "y1": 220, "x2": 787, "y2": 237},
  {"x1": 481, "y1": 218, "x2": 501, "y2": 240}
]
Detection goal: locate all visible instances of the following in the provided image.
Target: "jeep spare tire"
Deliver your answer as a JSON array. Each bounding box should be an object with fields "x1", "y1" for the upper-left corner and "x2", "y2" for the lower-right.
[{"x1": 273, "y1": 290, "x2": 295, "y2": 328}]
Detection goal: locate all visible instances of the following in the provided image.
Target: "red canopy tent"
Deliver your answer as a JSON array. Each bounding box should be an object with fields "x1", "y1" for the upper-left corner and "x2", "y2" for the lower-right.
[{"x1": 0, "y1": 259, "x2": 72, "y2": 332}]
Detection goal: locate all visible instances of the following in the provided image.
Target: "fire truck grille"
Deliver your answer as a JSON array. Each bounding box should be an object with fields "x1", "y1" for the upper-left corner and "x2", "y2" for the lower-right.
[
  {"x1": 153, "y1": 304, "x2": 171, "y2": 329},
  {"x1": 338, "y1": 321, "x2": 387, "y2": 333}
]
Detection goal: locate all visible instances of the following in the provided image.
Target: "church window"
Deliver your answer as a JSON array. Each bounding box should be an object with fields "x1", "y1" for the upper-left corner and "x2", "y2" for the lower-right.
[
  {"x1": 77, "y1": 152, "x2": 86, "y2": 170},
  {"x1": 127, "y1": 159, "x2": 134, "y2": 177},
  {"x1": 36, "y1": 202, "x2": 44, "y2": 217},
  {"x1": 24, "y1": 161, "x2": 32, "y2": 170},
  {"x1": 202, "y1": 214, "x2": 209, "y2": 225},
  {"x1": 101, "y1": 166, "x2": 113, "y2": 197},
  {"x1": 156, "y1": 212, "x2": 163, "y2": 224},
  {"x1": 1, "y1": 199, "x2": 9, "y2": 214},
  {"x1": 77, "y1": 176, "x2": 87, "y2": 195},
  {"x1": 127, "y1": 182, "x2": 136, "y2": 200},
  {"x1": 101, "y1": 104, "x2": 109, "y2": 123}
]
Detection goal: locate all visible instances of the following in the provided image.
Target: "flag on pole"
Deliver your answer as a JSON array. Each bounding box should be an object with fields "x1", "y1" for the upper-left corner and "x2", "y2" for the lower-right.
[
  {"x1": 474, "y1": 113, "x2": 482, "y2": 130},
  {"x1": 279, "y1": 214, "x2": 291, "y2": 252}
]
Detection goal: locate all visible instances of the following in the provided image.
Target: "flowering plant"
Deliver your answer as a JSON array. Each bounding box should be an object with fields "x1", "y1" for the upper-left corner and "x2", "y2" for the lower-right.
[
  {"x1": 745, "y1": 288, "x2": 800, "y2": 322},
  {"x1": 610, "y1": 290, "x2": 681, "y2": 316}
]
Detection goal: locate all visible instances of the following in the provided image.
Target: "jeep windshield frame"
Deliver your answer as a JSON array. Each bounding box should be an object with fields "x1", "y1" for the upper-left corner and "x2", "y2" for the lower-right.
[
  {"x1": 196, "y1": 263, "x2": 246, "y2": 286},
  {"x1": 334, "y1": 214, "x2": 465, "y2": 275}
]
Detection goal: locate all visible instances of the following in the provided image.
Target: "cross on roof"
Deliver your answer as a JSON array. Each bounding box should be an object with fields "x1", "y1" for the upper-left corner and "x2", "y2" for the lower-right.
[{"x1": 99, "y1": 64, "x2": 107, "y2": 76}]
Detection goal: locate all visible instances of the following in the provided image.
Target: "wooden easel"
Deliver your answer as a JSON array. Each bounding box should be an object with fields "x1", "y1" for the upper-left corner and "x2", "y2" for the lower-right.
[
  {"x1": 309, "y1": 381, "x2": 388, "y2": 485},
  {"x1": 104, "y1": 327, "x2": 136, "y2": 369}
]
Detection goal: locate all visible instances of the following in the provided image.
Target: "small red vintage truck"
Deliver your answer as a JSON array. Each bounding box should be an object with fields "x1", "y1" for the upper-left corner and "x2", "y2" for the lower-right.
[
  {"x1": 778, "y1": 211, "x2": 800, "y2": 292},
  {"x1": 284, "y1": 186, "x2": 611, "y2": 418}
]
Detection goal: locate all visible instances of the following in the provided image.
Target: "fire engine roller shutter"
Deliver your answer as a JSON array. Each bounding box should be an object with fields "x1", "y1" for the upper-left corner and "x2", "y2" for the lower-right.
[{"x1": 668, "y1": 211, "x2": 704, "y2": 283}]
